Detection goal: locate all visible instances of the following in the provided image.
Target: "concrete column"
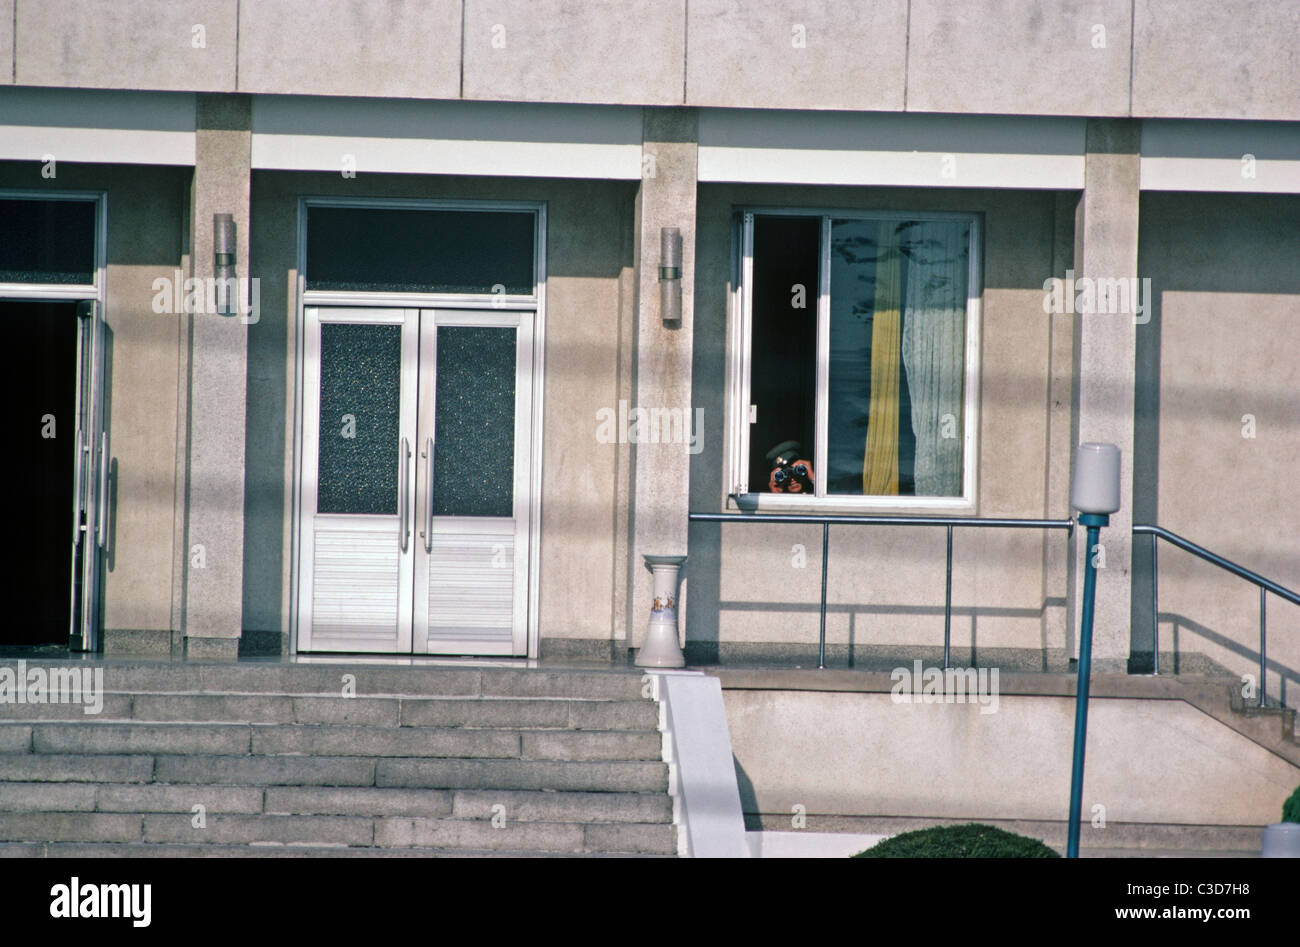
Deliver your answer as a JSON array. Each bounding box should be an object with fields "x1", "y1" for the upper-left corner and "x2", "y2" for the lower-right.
[
  {"x1": 1073, "y1": 119, "x2": 1141, "y2": 670},
  {"x1": 628, "y1": 108, "x2": 698, "y2": 656},
  {"x1": 181, "y1": 94, "x2": 252, "y2": 659},
  {"x1": 1043, "y1": 192, "x2": 1079, "y2": 663}
]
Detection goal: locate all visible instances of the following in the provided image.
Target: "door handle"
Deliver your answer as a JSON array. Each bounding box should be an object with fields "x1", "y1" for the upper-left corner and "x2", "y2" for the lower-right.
[
  {"x1": 96, "y1": 431, "x2": 109, "y2": 549},
  {"x1": 71, "y1": 428, "x2": 85, "y2": 547},
  {"x1": 398, "y1": 437, "x2": 411, "y2": 552},
  {"x1": 423, "y1": 437, "x2": 434, "y2": 553}
]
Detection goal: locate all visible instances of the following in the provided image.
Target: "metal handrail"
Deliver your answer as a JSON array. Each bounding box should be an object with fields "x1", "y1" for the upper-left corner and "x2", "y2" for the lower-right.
[
  {"x1": 689, "y1": 501, "x2": 1074, "y2": 669},
  {"x1": 1134, "y1": 523, "x2": 1300, "y2": 708}
]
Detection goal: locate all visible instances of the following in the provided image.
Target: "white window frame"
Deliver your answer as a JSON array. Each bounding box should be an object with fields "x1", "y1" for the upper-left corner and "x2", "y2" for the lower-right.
[
  {"x1": 726, "y1": 207, "x2": 982, "y2": 513},
  {"x1": 290, "y1": 196, "x2": 548, "y2": 658}
]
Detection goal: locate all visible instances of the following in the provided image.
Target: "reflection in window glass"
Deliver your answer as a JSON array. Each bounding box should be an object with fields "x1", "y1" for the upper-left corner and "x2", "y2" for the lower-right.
[{"x1": 828, "y1": 218, "x2": 969, "y2": 497}]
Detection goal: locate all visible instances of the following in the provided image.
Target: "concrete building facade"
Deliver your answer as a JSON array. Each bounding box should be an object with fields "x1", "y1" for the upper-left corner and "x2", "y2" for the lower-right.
[{"x1": 2, "y1": 1, "x2": 1297, "y2": 838}]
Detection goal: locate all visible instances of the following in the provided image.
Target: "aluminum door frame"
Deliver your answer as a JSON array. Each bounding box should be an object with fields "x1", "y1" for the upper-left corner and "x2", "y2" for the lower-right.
[
  {"x1": 412, "y1": 309, "x2": 534, "y2": 656},
  {"x1": 291, "y1": 197, "x2": 548, "y2": 658},
  {"x1": 0, "y1": 188, "x2": 107, "y2": 651},
  {"x1": 296, "y1": 306, "x2": 419, "y2": 653}
]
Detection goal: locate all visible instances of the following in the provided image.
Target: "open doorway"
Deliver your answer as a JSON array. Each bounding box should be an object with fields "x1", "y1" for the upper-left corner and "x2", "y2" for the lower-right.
[{"x1": 1, "y1": 300, "x2": 81, "y2": 646}]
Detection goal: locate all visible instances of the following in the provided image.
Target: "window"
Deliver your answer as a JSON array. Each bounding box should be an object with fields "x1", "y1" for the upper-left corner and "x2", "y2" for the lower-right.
[
  {"x1": 305, "y1": 205, "x2": 535, "y2": 295},
  {"x1": 0, "y1": 197, "x2": 97, "y2": 286},
  {"x1": 731, "y1": 210, "x2": 981, "y2": 509}
]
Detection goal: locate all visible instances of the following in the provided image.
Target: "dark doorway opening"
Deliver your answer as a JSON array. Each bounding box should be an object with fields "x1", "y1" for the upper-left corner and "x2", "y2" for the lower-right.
[{"x1": 1, "y1": 300, "x2": 79, "y2": 646}]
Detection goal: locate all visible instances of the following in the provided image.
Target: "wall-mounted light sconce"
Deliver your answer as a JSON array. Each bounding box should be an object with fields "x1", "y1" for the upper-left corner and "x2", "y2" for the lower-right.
[
  {"x1": 214, "y1": 213, "x2": 237, "y2": 317},
  {"x1": 659, "y1": 227, "x2": 682, "y2": 325}
]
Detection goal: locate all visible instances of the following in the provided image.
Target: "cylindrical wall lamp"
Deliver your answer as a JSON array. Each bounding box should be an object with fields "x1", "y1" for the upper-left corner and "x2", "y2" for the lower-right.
[
  {"x1": 214, "y1": 213, "x2": 237, "y2": 317},
  {"x1": 659, "y1": 227, "x2": 682, "y2": 325}
]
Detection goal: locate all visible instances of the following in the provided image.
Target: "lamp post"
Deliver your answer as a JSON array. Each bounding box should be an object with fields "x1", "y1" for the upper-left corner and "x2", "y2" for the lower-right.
[{"x1": 1067, "y1": 442, "x2": 1120, "y2": 859}]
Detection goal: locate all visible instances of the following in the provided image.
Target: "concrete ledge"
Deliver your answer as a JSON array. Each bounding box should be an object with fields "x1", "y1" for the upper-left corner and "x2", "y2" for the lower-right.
[
  {"x1": 744, "y1": 813, "x2": 1264, "y2": 855},
  {"x1": 183, "y1": 637, "x2": 240, "y2": 661},
  {"x1": 102, "y1": 629, "x2": 173, "y2": 657},
  {"x1": 539, "y1": 638, "x2": 628, "y2": 664},
  {"x1": 708, "y1": 667, "x2": 1230, "y2": 699},
  {"x1": 238, "y1": 630, "x2": 287, "y2": 657}
]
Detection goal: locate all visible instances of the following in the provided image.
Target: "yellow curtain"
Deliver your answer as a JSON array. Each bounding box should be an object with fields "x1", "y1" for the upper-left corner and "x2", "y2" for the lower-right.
[{"x1": 862, "y1": 220, "x2": 901, "y2": 495}]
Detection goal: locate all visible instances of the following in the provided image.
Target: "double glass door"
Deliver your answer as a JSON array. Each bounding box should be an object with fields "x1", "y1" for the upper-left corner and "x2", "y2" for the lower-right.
[{"x1": 297, "y1": 307, "x2": 533, "y2": 654}]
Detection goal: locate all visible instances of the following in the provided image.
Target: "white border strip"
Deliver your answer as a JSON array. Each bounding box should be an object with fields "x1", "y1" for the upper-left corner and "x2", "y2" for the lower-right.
[
  {"x1": 699, "y1": 110, "x2": 1086, "y2": 189},
  {"x1": 253, "y1": 97, "x2": 642, "y2": 180},
  {"x1": 1140, "y1": 120, "x2": 1300, "y2": 193},
  {"x1": 0, "y1": 88, "x2": 195, "y2": 166}
]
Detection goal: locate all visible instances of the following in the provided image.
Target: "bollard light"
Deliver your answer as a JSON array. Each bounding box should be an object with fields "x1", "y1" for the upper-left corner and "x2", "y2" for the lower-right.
[
  {"x1": 1065, "y1": 441, "x2": 1121, "y2": 858},
  {"x1": 659, "y1": 227, "x2": 682, "y2": 326}
]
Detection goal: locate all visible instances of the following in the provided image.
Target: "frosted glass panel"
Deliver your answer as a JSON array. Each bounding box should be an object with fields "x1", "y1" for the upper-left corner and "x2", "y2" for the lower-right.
[
  {"x1": 317, "y1": 323, "x2": 402, "y2": 515},
  {"x1": 432, "y1": 326, "x2": 516, "y2": 517}
]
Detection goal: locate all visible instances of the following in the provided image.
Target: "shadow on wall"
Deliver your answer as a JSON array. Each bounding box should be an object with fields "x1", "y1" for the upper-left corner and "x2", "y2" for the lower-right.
[{"x1": 1159, "y1": 610, "x2": 1298, "y2": 709}]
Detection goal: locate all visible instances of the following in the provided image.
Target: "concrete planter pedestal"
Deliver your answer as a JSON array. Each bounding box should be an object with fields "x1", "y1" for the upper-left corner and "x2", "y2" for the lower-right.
[{"x1": 636, "y1": 555, "x2": 687, "y2": 668}]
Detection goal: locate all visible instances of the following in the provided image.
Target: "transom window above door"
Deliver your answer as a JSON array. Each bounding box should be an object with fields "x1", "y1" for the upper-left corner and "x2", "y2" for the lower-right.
[
  {"x1": 303, "y1": 202, "x2": 538, "y2": 297},
  {"x1": 729, "y1": 209, "x2": 982, "y2": 511}
]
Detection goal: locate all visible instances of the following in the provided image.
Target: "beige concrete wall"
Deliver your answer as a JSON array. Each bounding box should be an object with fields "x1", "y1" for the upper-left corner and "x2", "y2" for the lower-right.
[
  {"x1": 906, "y1": 0, "x2": 1132, "y2": 117},
  {"x1": 689, "y1": 185, "x2": 1072, "y2": 668},
  {"x1": 725, "y1": 688, "x2": 1299, "y2": 826},
  {"x1": 1133, "y1": 1, "x2": 1300, "y2": 121},
  {"x1": 0, "y1": 0, "x2": 12, "y2": 85},
  {"x1": 685, "y1": 0, "x2": 907, "y2": 112},
  {"x1": 246, "y1": 172, "x2": 635, "y2": 651},
  {"x1": 0, "y1": 162, "x2": 190, "y2": 646},
  {"x1": 462, "y1": 0, "x2": 685, "y2": 106},
  {"x1": 7, "y1": 0, "x2": 1297, "y2": 121},
  {"x1": 1140, "y1": 193, "x2": 1300, "y2": 699},
  {"x1": 237, "y1": 0, "x2": 461, "y2": 99},
  {"x1": 14, "y1": 0, "x2": 238, "y2": 92}
]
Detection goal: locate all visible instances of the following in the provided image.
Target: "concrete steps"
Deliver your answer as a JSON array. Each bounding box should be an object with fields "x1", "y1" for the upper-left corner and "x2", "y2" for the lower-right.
[{"x1": 0, "y1": 661, "x2": 675, "y2": 857}]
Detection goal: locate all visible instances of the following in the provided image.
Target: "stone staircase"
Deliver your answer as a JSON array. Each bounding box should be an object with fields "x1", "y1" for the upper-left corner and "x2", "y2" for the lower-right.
[{"x1": 0, "y1": 661, "x2": 676, "y2": 857}]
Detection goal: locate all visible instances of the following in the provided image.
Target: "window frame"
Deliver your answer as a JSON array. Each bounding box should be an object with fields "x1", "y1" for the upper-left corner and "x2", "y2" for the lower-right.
[{"x1": 726, "y1": 206, "x2": 983, "y2": 513}]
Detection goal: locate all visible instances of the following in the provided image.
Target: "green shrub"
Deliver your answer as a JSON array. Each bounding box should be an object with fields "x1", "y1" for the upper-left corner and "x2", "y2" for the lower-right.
[
  {"x1": 1283, "y1": 785, "x2": 1300, "y2": 824},
  {"x1": 854, "y1": 823, "x2": 1060, "y2": 858}
]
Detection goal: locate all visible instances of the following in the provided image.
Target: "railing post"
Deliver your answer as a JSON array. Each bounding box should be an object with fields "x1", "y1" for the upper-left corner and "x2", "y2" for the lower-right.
[
  {"x1": 943, "y1": 524, "x2": 953, "y2": 670},
  {"x1": 818, "y1": 522, "x2": 829, "y2": 670},
  {"x1": 1151, "y1": 533, "x2": 1159, "y2": 676},
  {"x1": 1259, "y1": 586, "x2": 1267, "y2": 709}
]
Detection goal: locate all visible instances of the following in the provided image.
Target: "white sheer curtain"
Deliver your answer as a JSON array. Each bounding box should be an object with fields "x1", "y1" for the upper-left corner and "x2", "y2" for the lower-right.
[{"x1": 900, "y1": 222, "x2": 967, "y2": 496}]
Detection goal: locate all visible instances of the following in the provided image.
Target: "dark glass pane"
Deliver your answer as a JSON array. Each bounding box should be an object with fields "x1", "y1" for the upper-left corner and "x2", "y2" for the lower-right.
[
  {"x1": 748, "y1": 215, "x2": 819, "y2": 493},
  {"x1": 432, "y1": 326, "x2": 516, "y2": 517},
  {"x1": 827, "y1": 218, "x2": 969, "y2": 497},
  {"x1": 306, "y1": 207, "x2": 535, "y2": 294},
  {"x1": 317, "y1": 323, "x2": 402, "y2": 515},
  {"x1": 0, "y1": 199, "x2": 96, "y2": 284},
  {"x1": 0, "y1": 301, "x2": 78, "y2": 644}
]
